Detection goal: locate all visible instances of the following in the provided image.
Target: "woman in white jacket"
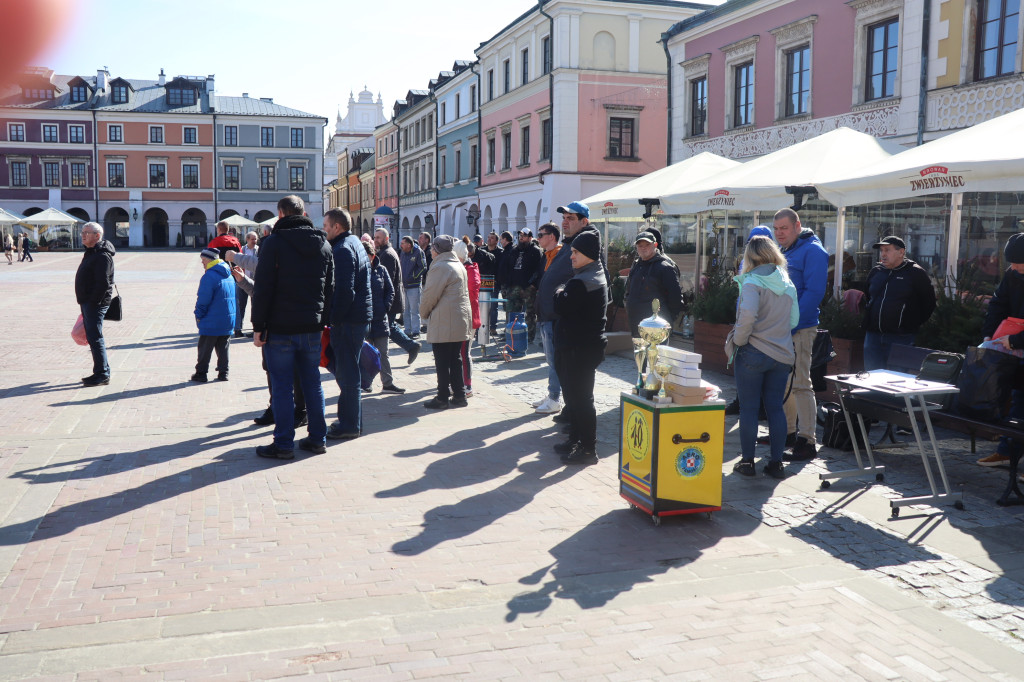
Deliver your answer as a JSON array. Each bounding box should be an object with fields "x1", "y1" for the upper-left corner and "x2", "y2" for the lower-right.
[{"x1": 420, "y1": 235, "x2": 472, "y2": 409}]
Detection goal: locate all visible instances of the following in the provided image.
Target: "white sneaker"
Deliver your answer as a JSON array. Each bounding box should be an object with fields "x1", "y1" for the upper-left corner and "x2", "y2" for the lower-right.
[
  {"x1": 531, "y1": 396, "x2": 547, "y2": 408},
  {"x1": 535, "y1": 397, "x2": 561, "y2": 414}
]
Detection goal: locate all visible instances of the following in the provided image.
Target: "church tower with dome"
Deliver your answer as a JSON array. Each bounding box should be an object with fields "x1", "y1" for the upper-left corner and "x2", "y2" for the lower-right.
[{"x1": 323, "y1": 87, "x2": 386, "y2": 201}]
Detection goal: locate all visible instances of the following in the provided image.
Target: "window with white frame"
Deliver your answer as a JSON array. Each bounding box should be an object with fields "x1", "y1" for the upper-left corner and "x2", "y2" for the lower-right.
[
  {"x1": 503, "y1": 59, "x2": 511, "y2": 94},
  {"x1": 455, "y1": 149, "x2": 462, "y2": 182},
  {"x1": 519, "y1": 124, "x2": 530, "y2": 166},
  {"x1": 521, "y1": 48, "x2": 529, "y2": 84},
  {"x1": 224, "y1": 125, "x2": 238, "y2": 146},
  {"x1": 455, "y1": 93, "x2": 461, "y2": 120},
  {"x1": 44, "y1": 161, "x2": 60, "y2": 186},
  {"x1": 69, "y1": 125, "x2": 85, "y2": 143},
  {"x1": 867, "y1": 19, "x2": 899, "y2": 100},
  {"x1": 261, "y1": 127, "x2": 273, "y2": 147},
  {"x1": 182, "y1": 163, "x2": 199, "y2": 189},
  {"x1": 771, "y1": 16, "x2": 816, "y2": 120},
  {"x1": 107, "y1": 162, "x2": 125, "y2": 187},
  {"x1": 8, "y1": 123, "x2": 25, "y2": 142},
  {"x1": 608, "y1": 117, "x2": 635, "y2": 158},
  {"x1": 440, "y1": 151, "x2": 447, "y2": 184},
  {"x1": 111, "y1": 85, "x2": 129, "y2": 104},
  {"x1": 43, "y1": 124, "x2": 58, "y2": 143},
  {"x1": 70, "y1": 85, "x2": 88, "y2": 103},
  {"x1": 542, "y1": 36, "x2": 552, "y2": 74},
  {"x1": 690, "y1": 77, "x2": 708, "y2": 136},
  {"x1": 183, "y1": 126, "x2": 198, "y2": 144},
  {"x1": 149, "y1": 162, "x2": 166, "y2": 188},
  {"x1": 486, "y1": 135, "x2": 496, "y2": 174},
  {"x1": 539, "y1": 113, "x2": 552, "y2": 161},
  {"x1": 71, "y1": 162, "x2": 87, "y2": 187},
  {"x1": 224, "y1": 164, "x2": 239, "y2": 189},
  {"x1": 290, "y1": 128, "x2": 303, "y2": 148},
  {"x1": 260, "y1": 165, "x2": 275, "y2": 190},
  {"x1": 289, "y1": 166, "x2": 304, "y2": 190},
  {"x1": 976, "y1": 0, "x2": 1020, "y2": 80},
  {"x1": 722, "y1": 35, "x2": 758, "y2": 129},
  {"x1": 501, "y1": 128, "x2": 512, "y2": 170},
  {"x1": 850, "y1": 0, "x2": 902, "y2": 105},
  {"x1": 149, "y1": 125, "x2": 164, "y2": 143},
  {"x1": 470, "y1": 141, "x2": 478, "y2": 177},
  {"x1": 108, "y1": 124, "x2": 122, "y2": 143},
  {"x1": 11, "y1": 160, "x2": 28, "y2": 187}
]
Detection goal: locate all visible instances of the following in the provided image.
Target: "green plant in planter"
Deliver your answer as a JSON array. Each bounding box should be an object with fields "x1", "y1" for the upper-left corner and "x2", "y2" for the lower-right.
[
  {"x1": 916, "y1": 265, "x2": 986, "y2": 353},
  {"x1": 609, "y1": 275, "x2": 626, "y2": 308},
  {"x1": 818, "y1": 297, "x2": 864, "y2": 340},
  {"x1": 692, "y1": 265, "x2": 738, "y2": 324}
]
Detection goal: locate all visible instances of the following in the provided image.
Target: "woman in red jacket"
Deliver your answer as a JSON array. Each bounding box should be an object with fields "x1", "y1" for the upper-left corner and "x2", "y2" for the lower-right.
[{"x1": 456, "y1": 238, "x2": 481, "y2": 397}]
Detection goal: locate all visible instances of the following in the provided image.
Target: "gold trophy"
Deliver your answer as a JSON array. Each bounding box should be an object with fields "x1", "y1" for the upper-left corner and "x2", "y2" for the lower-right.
[
  {"x1": 637, "y1": 299, "x2": 672, "y2": 401},
  {"x1": 632, "y1": 337, "x2": 646, "y2": 394},
  {"x1": 654, "y1": 362, "x2": 672, "y2": 400}
]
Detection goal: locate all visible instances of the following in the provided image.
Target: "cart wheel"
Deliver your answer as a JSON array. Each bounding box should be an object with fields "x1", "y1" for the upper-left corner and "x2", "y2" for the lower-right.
[
  {"x1": 651, "y1": 514, "x2": 661, "y2": 527},
  {"x1": 820, "y1": 480, "x2": 831, "y2": 490},
  {"x1": 705, "y1": 512, "x2": 713, "y2": 521},
  {"x1": 628, "y1": 503, "x2": 637, "y2": 511},
  {"x1": 954, "y1": 500, "x2": 965, "y2": 511},
  {"x1": 876, "y1": 473, "x2": 885, "y2": 482},
  {"x1": 890, "y1": 506, "x2": 900, "y2": 519}
]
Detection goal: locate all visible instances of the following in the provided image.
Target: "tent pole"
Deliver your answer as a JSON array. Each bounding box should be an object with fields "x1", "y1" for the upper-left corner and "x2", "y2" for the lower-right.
[
  {"x1": 945, "y1": 192, "x2": 963, "y2": 295},
  {"x1": 834, "y1": 206, "x2": 847, "y2": 298},
  {"x1": 694, "y1": 212, "x2": 704, "y2": 291}
]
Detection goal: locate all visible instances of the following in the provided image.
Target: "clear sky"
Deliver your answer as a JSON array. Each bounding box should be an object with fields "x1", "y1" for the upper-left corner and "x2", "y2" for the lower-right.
[{"x1": 38, "y1": 0, "x2": 720, "y2": 135}]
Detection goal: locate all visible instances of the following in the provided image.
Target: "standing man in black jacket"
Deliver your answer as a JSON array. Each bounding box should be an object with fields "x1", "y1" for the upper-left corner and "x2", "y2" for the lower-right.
[
  {"x1": 485, "y1": 232, "x2": 504, "y2": 333},
  {"x1": 374, "y1": 227, "x2": 421, "y2": 364},
  {"x1": 862, "y1": 235, "x2": 936, "y2": 370},
  {"x1": 75, "y1": 222, "x2": 115, "y2": 386},
  {"x1": 625, "y1": 230, "x2": 684, "y2": 336},
  {"x1": 252, "y1": 195, "x2": 334, "y2": 460},
  {"x1": 505, "y1": 228, "x2": 544, "y2": 342}
]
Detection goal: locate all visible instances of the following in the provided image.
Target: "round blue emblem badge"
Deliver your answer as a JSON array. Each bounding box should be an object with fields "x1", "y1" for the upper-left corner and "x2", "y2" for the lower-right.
[{"x1": 676, "y1": 448, "x2": 705, "y2": 478}]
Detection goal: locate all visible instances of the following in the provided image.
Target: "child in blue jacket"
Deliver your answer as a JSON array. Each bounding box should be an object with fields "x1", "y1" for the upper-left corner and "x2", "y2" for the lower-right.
[{"x1": 193, "y1": 248, "x2": 237, "y2": 382}]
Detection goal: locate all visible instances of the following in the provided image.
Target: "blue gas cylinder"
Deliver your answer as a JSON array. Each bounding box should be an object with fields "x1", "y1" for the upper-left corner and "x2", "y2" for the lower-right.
[{"x1": 505, "y1": 313, "x2": 528, "y2": 357}]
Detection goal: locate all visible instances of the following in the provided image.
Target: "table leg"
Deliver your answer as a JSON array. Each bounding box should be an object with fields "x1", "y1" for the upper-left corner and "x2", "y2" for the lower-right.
[
  {"x1": 819, "y1": 387, "x2": 886, "y2": 489},
  {"x1": 889, "y1": 394, "x2": 963, "y2": 516}
]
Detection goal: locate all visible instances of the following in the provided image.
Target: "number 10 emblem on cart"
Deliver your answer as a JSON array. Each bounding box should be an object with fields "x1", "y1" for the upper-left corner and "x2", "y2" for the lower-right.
[{"x1": 625, "y1": 410, "x2": 650, "y2": 462}]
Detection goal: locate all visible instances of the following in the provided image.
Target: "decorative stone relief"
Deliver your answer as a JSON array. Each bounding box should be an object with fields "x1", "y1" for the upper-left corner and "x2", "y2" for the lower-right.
[
  {"x1": 927, "y1": 76, "x2": 1024, "y2": 131},
  {"x1": 682, "y1": 105, "x2": 899, "y2": 159},
  {"x1": 681, "y1": 53, "x2": 710, "y2": 79}
]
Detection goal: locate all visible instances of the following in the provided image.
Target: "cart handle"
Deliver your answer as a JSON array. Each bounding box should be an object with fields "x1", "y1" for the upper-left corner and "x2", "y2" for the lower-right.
[{"x1": 672, "y1": 432, "x2": 710, "y2": 445}]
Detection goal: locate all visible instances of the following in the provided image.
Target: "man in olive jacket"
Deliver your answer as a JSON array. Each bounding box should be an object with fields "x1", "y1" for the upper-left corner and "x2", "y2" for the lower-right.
[{"x1": 75, "y1": 222, "x2": 116, "y2": 386}]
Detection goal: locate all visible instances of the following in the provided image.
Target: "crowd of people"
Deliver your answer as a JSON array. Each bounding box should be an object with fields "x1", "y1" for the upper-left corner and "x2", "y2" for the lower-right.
[{"x1": 3, "y1": 231, "x2": 33, "y2": 264}]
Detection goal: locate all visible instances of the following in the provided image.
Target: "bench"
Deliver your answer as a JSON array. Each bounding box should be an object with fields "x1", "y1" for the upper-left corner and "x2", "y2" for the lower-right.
[{"x1": 843, "y1": 344, "x2": 1024, "y2": 507}]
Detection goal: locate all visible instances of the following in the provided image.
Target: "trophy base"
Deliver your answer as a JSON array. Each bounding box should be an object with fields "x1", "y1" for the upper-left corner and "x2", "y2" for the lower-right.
[{"x1": 636, "y1": 387, "x2": 659, "y2": 401}]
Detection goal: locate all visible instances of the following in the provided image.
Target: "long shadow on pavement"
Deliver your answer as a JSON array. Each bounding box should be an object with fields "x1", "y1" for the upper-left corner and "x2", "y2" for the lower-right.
[{"x1": 48, "y1": 381, "x2": 190, "y2": 407}]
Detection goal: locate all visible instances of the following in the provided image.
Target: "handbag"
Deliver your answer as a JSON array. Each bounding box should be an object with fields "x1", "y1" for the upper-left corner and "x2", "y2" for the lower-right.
[
  {"x1": 993, "y1": 317, "x2": 1024, "y2": 340},
  {"x1": 818, "y1": 401, "x2": 865, "y2": 451},
  {"x1": 956, "y1": 346, "x2": 1019, "y2": 422},
  {"x1": 360, "y1": 340, "x2": 381, "y2": 389},
  {"x1": 104, "y1": 285, "x2": 122, "y2": 321}
]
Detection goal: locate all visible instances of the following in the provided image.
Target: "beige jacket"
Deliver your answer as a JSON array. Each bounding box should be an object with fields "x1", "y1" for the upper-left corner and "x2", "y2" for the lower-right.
[{"x1": 420, "y1": 251, "x2": 472, "y2": 343}]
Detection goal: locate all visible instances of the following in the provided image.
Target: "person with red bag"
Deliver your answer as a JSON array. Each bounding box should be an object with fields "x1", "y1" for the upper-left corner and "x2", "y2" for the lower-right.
[{"x1": 977, "y1": 233, "x2": 1024, "y2": 467}]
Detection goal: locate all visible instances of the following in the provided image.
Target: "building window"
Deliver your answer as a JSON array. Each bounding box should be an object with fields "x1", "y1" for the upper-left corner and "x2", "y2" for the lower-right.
[
  {"x1": 503, "y1": 59, "x2": 511, "y2": 93},
  {"x1": 609, "y1": 118, "x2": 635, "y2": 158},
  {"x1": 470, "y1": 143, "x2": 478, "y2": 177},
  {"x1": 71, "y1": 162, "x2": 87, "y2": 187},
  {"x1": 455, "y1": 149, "x2": 462, "y2": 182},
  {"x1": 11, "y1": 161, "x2": 27, "y2": 187},
  {"x1": 976, "y1": 0, "x2": 1019, "y2": 80},
  {"x1": 289, "y1": 166, "x2": 304, "y2": 190},
  {"x1": 69, "y1": 125, "x2": 85, "y2": 144},
  {"x1": 867, "y1": 19, "x2": 899, "y2": 99},
  {"x1": 112, "y1": 85, "x2": 128, "y2": 104},
  {"x1": 541, "y1": 118, "x2": 552, "y2": 160},
  {"x1": 224, "y1": 164, "x2": 239, "y2": 189},
  {"x1": 487, "y1": 137, "x2": 496, "y2": 174},
  {"x1": 167, "y1": 88, "x2": 196, "y2": 106},
  {"x1": 470, "y1": 84, "x2": 477, "y2": 111},
  {"x1": 44, "y1": 162, "x2": 60, "y2": 186},
  {"x1": 785, "y1": 45, "x2": 810, "y2": 116},
  {"x1": 108, "y1": 124, "x2": 122, "y2": 143},
  {"x1": 24, "y1": 88, "x2": 53, "y2": 100},
  {"x1": 150, "y1": 126, "x2": 164, "y2": 143},
  {"x1": 182, "y1": 164, "x2": 199, "y2": 189},
  {"x1": 290, "y1": 128, "x2": 303, "y2": 148},
  {"x1": 183, "y1": 126, "x2": 197, "y2": 144},
  {"x1": 690, "y1": 77, "x2": 707, "y2": 136},
  {"x1": 455, "y1": 93, "x2": 461, "y2": 119},
  {"x1": 520, "y1": 125, "x2": 530, "y2": 166},
  {"x1": 8, "y1": 123, "x2": 25, "y2": 142},
  {"x1": 149, "y1": 163, "x2": 166, "y2": 188},
  {"x1": 502, "y1": 130, "x2": 512, "y2": 169},
  {"x1": 260, "y1": 165, "x2": 275, "y2": 190},
  {"x1": 70, "y1": 85, "x2": 88, "y2": 103},
  {"x1": 261, "y1": 127, "x2": 274, "y2": 147},
  {"x1": 522, "y1": 48, "x2": 529, "y2": 84},
  {"x1": 734, "y1": 62, "x2": 754, "y2": 127},
  {"x1": 108, "y1": 162, "x2": 125, "y2": 187},
  {"x1": 440, "y1": 102, "x2": 446, "y2": 125},
  {"x1": 487, "y1": 70, "x2": 494, "y2": 100},
  {"x1": 440, "y1": 152, "x2": 447, "y2": 184},
  {"x1": 43, "y1": 124, "x2": 58, "y2": 143},
  {"x1": 224, "y1": 126, "x2": 237, "y2": 146},
  {"x1": 542, "y1": 36, "x2": 552, "y2": 74}
]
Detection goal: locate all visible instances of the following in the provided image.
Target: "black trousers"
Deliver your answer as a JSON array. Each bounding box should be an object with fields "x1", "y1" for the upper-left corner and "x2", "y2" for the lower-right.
[
  {"x1": 432, "y1": 341, "x2": 465, "y2": 401},
  {"x1": 555, "y1": 344, "x2": 604, "y2": 449},
  {"x1": 196, "y1": 335, "x2": 229, "y2": 375}
]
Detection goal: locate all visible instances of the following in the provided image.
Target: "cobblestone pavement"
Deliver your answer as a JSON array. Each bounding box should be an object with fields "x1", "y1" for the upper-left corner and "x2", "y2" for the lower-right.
[{"x1": 2, "y1": 251, "x2": 1024, "y2": 680}]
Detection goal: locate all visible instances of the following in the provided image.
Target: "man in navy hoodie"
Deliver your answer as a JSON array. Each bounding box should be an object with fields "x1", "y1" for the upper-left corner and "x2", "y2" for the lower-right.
[{"x1": 773, "y1": 208, "x2": 828, "y2": 460}]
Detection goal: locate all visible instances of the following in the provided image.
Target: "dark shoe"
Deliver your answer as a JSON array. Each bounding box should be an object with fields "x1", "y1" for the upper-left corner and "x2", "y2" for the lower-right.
[
  {"x1": 733, "y1": 460, "x2": 756, "y2": 477},
  {"x1": 381, "y1": 384, "x2": 406, "y2": 394},
  {"x1": 233, "y1": 330, "x2": 244, "y2": 339},
  {"x1": 410, "y1": 332, "x2": 420, "y2": 339},
  {"x1": 784, "y1": 437, "x2": 817, "y2": 462},
  {"x1": 450, "y1": 397, "x2": 468, "y2": 408},
  {"x1": 245, "y1": 332, "x2": 254, "y2": 338},
  {"x1": 724, "y1": 397, "x2": 740, "y2": 415},
  {"x1": 408, "y1": 343, "x2": 421, "y2": 365},
  {"x1": 298, "y1": 437, "x2": 327, "y2": 454},
  {"x1": 561, "y1": 444, "x2": 598, "y2": 465},
  {"x1": 216, "y1": 372, "x2": 229, "y2": 381},
  {"x1": 256, "y1": 443, "x2": 294, "y2": 460},
  {"x1": 424, "y1": 397, "x2": 449, "y2": 410},
  {"x1": 552, "y1": 410, "x2": 571, "y2": 424},
  {"x1": 326, "y1": 423, "x2": 360, "y2": 440},
  {"x1": 189, "y1": 373, "x2": 208, "y2": 383},
  {"x1": 757, "y1": 431, "x2": 796, "y2": 447},
  {"x1": 294, "y1": 411, "x2": 308, "y2": 428},
  {"x1": 554, "y1": 439, "x2": 579, "y2": 455},
  {"x1": 82, "y1": 375, "x2": 110, "y2": 386},
  {"x1": 253, "y1": 408, "x2": 274, "y2": 426},
  {"x1": 361, "y1": 386, "x2": 372, "y2": 394},
  {"x1": 763, "y1": 461, "x2": 786, "y2": 480}
]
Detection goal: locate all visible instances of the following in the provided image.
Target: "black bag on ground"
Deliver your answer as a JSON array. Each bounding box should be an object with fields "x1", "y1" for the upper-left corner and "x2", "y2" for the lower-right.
[
  {"x1": 956, "y1": 346, "x2": 1017, "y2": 422},
  {"x1": 818, "y1": 401, "x2": 865, "y2": 451},
  {"x1": 810, "y1": 329, "x2": 836, "y2": 392}
]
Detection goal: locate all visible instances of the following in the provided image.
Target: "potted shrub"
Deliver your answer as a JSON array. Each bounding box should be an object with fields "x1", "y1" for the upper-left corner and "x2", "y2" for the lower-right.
[
  {"x1": 916, "y1": 266, "x2": 986, "y2": 353},
  {"x1": 692, "y1": 264, "x2": 738, "y2": 375},
  {"x1": 605, "y1": 275, "x2": 629, "y2": 332},
  {"x1": 818, "y1": 297, "x2": 865, "y2": 387}
]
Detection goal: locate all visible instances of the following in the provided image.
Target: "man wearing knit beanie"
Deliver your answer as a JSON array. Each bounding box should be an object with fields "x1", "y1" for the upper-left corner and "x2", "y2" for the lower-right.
[{"x1": 977, "y1": 232, "x2": 1024, "y2": 468}]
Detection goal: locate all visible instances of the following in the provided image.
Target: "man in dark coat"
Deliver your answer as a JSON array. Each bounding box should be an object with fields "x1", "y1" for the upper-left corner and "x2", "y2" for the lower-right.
[
  {"x1": 485, "y1": 231, "x2": 504, "y2": 333},
  {"x1": 75, "y1": 222, "x2": 115, "y2": 386},
  {"x1": 374, "y1": 227, "x2": 421, "y2": 364},
  {"x1": 625, "y1": 230, "x2": 684, "y2": 337},
  {"x1": 252, "y1": 195, "x2": 334, "y2": 460},
  {"x1": 505, "y1": 228, "x2": 544, "y2": 342}
]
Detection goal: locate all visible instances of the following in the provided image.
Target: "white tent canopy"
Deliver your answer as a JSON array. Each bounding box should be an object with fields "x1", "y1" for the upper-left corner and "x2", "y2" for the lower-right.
[
  {"x1": 0, "y1": 208, "x2": 27, "y2": 227},
  {"x1": 816, "y1": 107, "x2": 1024, "y2": 207},
  {"x1": 20, "y1": 207, "x2": 82, "y2": 226},
  {"x1": 659, "y1": 127, "x2": 904, "y2": 214},
  {"x1": 581, "y1": 152, "x2": 740, "y2": 218},
  {"x1": 219, "y1": 213, "x2": 258, "y2": 229}
]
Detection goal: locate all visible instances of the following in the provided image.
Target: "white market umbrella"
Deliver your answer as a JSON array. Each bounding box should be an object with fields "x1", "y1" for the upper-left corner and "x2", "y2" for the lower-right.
[
  {"x1": 219, "y1": 213, "x2": 258, "y2": 229},
  {"x1": 258, "y1": 216, "x2": 277, "y2": 227},
  {"x1": 816, "y1": 107, "x2": 1024, "y2": 207},
  {"x1": 20, "y1": 207, "x2": 81, "y2": 226},
  {"x1": 659, "y1": 127, "x2": 904, "y2": 214},
  {"x1": 581, "y1": 152, "x2": 741, "y2": 218},
  {"x1": 0, "y1": 208, "x2": 28, "y2": 226}
]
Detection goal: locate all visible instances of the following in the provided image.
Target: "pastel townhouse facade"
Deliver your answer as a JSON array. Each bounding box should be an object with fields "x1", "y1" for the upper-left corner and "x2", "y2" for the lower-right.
[
  {"x1": 0, "y1": 67, "x2": 325, "y2": 247},
  {"x1": 395, "y1": 89, "x2": 437, "y2": 239},
  {"x1": 373, "y1": 119, "x2": 400, "y2": 234},
  {"x1": 435, "y1": 60, "x2": 481, "y2": 239},
  {"x1": 356, "y1": 152, "x2": 376, "y2": 234},
  {"x1": 475, "y1": 0, "x2": 710, "y2": 235}
]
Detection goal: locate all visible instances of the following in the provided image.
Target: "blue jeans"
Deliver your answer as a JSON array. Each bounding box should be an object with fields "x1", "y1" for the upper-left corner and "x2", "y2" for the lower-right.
[
  {"x1": 387, "y1": 313, "x2": 418, "y2": 353},
  {"x1": 331, "y1": 323, "x2": 369, "y2": 433},
  {"x1": 735, "y1": 344, "x2": 792, "y2": 462},
  {"x1": 863, "y1": 331, "x2": 916, "y2": 371},
  {"x1": 81, "y1": 302, "x2": 110, "y2": 378},
  {"x1": 404, "y1": 287, "x2": 421, "y2": 335},
  {"x1": 539, "y1": 320, "x2": 561, "y2": 401},
  {"x1": 264, "y1": 331, "x2": 327, "y2": 450}
]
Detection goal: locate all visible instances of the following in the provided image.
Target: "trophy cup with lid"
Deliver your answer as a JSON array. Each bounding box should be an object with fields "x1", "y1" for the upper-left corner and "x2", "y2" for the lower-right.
[{"x1": 637, "y1": 299, "x2": 672, "y2": 402}]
